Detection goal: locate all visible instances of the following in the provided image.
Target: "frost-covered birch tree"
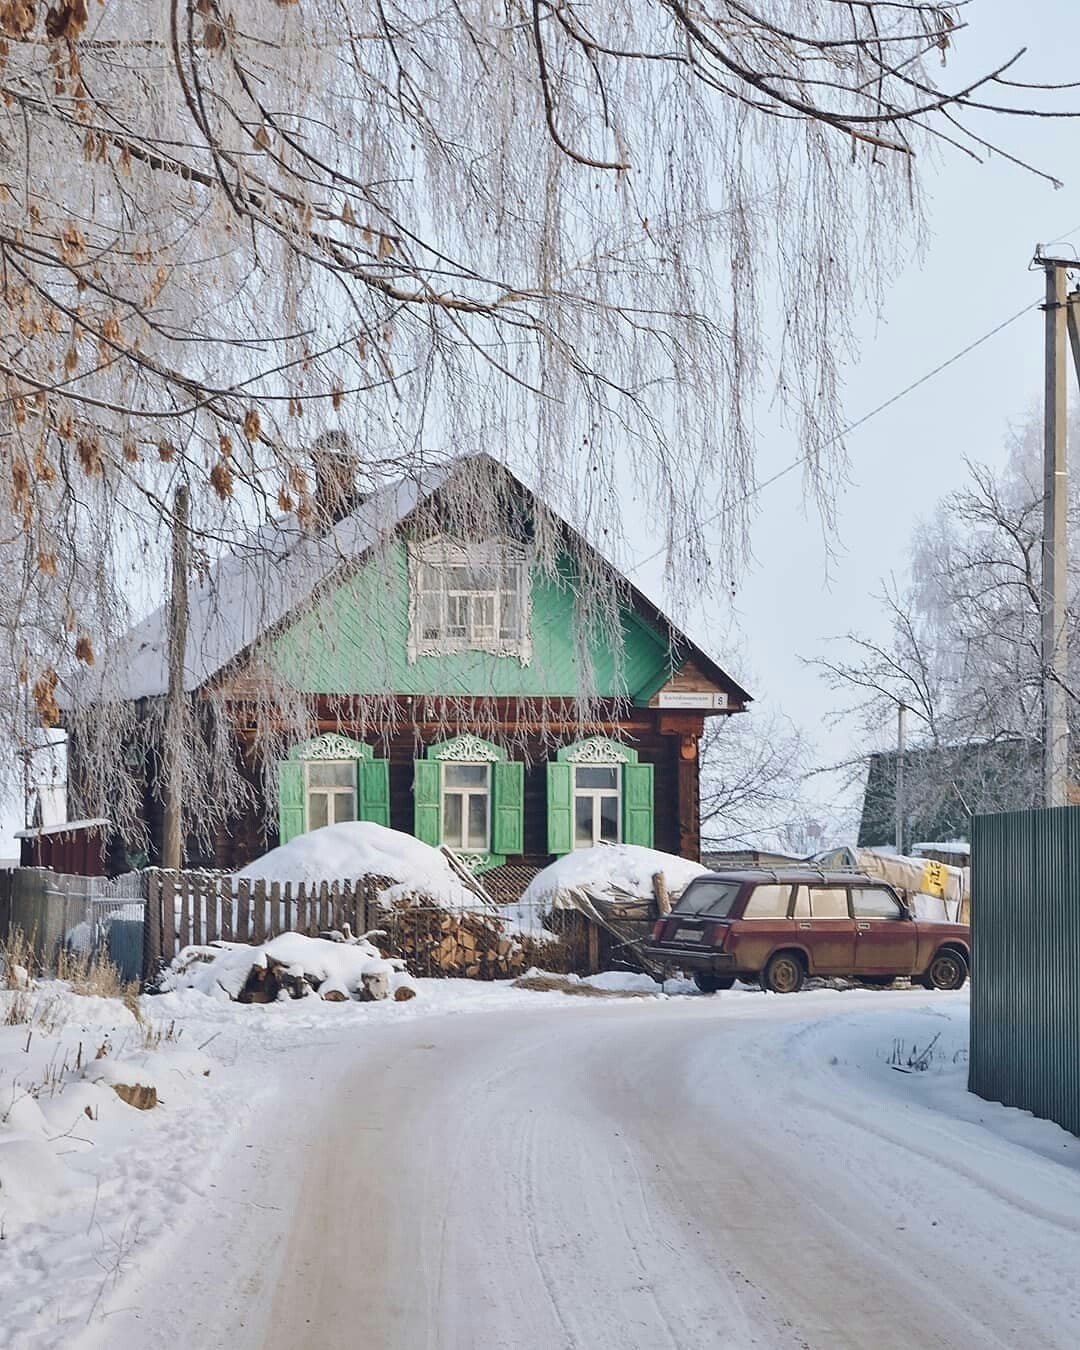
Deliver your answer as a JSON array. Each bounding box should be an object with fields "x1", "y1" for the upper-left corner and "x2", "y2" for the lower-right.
[
  {"x1": 699, "y1": 708, "x2": 807, "y2": 851},
  {"x1": 0, "y1": 1, "x2": 1074, "y2": 840},
  {"x1": 815, "y1": 414, "x2": 1080, "y2": 818}
]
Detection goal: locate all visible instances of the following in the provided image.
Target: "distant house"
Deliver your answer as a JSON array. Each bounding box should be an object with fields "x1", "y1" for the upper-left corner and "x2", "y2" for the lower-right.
[
  {"x1": 858, "y1": 739, "x2": 1038, "y2": 853},
  {"x1": 64, "y1": 453, "x2": 750, "y2": 876}
]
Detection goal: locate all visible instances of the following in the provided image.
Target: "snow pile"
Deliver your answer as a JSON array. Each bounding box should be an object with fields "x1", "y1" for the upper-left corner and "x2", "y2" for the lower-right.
[
  {"x1": 161, "y1": 930, "x2": 417, "y2": 1003},
  {"x1": 522, "y1": 843, "x2": 708, "y2": 908},
  {"x1": 238, "y1": 821, "x2": 479, "y2": 908},
  {"x1": 517, "y1": 967, "x2": 698, "y2": 997}
]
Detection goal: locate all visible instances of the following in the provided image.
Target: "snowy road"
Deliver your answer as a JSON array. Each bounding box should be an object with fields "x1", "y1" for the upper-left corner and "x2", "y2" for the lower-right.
[{"x1": 79, "y1": 989, "x2": 1080, "y2": 1350}]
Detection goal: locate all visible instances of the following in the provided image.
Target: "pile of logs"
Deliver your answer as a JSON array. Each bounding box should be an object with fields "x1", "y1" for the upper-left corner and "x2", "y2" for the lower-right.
[
  {"x1": 377, "y1": 901, "x2": 532, "y2": 979},
  {"x1": 236, "y1": 951, "x2": 413, "y2": 1003}
]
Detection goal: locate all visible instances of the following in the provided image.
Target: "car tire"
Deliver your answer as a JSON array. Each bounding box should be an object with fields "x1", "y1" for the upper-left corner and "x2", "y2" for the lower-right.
[
  {"x1": 693, "y1": 973, "x2": 735, "y2": 994},
  {"x1": 920, "y1": 950, "x2": 968, "y2": 991},
  {"x1": 763, "y1": 952, "x2": 804, "y2": 995}
]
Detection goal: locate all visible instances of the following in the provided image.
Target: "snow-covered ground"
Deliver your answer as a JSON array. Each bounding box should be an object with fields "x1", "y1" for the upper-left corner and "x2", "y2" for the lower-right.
[{"x1": 5, "y1": 979, "x2": 1079, "y2": 1348}]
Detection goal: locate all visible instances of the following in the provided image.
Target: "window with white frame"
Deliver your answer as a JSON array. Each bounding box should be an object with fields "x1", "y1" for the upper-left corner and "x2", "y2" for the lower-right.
[
  {"x1": 574, "y1": 764, "x2": 621, "y2": 848},
  {"x1": 441, "y1": 762, "x2": 491, "y2": 853},
  {"x1": 305, "y1": 760, "x2": 357, "y2": 829},
  {"x1": 410, "y1": 538, "x2": 530, "y2": 659}
]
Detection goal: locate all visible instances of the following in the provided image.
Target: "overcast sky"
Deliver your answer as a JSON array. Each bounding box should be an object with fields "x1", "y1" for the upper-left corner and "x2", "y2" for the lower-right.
[{"x1": 624, "y1": 0, "x2": 1080, "y2": 839}]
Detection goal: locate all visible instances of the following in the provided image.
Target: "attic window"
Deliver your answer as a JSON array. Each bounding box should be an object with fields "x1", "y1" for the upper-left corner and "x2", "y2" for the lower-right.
[{"x1": 409, "y1": 538, "x2": 531, "y2": 661}]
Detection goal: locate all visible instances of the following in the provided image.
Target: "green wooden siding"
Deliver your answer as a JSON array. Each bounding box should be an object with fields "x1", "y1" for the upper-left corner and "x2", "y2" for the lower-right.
[{"x1": 267, "y1": 542, "x2": 674, "y2": 702}]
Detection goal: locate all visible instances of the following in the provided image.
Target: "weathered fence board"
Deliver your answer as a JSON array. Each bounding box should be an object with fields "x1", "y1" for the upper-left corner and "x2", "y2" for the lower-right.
[{"x1": 140, "y1": 872, "x2": 382, "y2": 972}]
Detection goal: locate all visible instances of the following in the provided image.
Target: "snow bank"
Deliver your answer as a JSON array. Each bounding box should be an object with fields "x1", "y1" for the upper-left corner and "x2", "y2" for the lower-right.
[
  {"x1": 520, "y1": 967, "x2": 698, "y2": 997},
  {"x1": 522, "y1": 843, "x2": 708, "y2": 907},
  {"x1": 238, "y1": 821, "x2": 478, "y2": 908},
  {"x1": 0, "y1": 979, "x2": 220, "y2": 1346}
]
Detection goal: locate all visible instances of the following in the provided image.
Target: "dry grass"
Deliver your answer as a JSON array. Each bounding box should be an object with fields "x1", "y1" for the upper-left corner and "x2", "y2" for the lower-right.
[
  {"x1": 56, "y1": 947, "x2": 140, "y2": 1010},
  {"x1": 1, "y1": 929, "x2": 34, "y2": 1024},
  {"x1": 1, "y1": 928, "x2": 34, "y2": 988},
  {"x1": 513, "y1": 972, "x2": 652, "y2": 999}
]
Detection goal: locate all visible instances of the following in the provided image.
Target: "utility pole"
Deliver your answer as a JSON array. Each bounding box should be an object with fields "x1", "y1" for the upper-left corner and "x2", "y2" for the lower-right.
[
  {"x1": 895, "y1": 702, "x2": 907, "y2": 855},
  {"x1": 161, "y1": 484, "x2": 190, "y2": 870},
  {"x1": 1035, "y1": 246, "x2": 1075, "y2": 809}
]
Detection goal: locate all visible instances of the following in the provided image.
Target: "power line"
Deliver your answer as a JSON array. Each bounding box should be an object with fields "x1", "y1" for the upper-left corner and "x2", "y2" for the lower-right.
[{"x1": 631, "y1": 296, "x2": 1041, "y2": 575}]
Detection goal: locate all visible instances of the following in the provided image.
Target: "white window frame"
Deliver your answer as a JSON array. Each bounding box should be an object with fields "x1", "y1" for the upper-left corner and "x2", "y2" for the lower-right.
[
  {"x1": 408, "y1": 536, "x2": 531, "y2": 662},
  {"x1": 440, "y1": 761, "x2": 492, "y2": 854},
  {"x1": 304, "y1": 759, "x2": 357, "y2": 829},
  {"x1": 573, "y1": 762, "x2": 621, "y2": 849}
]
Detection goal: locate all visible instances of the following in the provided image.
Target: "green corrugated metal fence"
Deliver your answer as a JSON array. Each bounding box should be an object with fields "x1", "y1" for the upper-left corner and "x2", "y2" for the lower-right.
[{"x1": 969, "y1": 805, "x2": 1080, "y2": 1136}]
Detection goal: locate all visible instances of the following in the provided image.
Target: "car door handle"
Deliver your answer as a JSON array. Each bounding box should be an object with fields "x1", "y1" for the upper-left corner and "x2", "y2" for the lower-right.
[
  {"x1": 798, "y1": 922, "x2": 811, "y2": 929},
  {"x1": 856, "y1": 921, "x2": 870, "y2": 930}
]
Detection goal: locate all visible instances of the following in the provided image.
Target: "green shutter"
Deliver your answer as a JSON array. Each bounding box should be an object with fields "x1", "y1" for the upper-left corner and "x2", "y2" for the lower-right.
[
  {"x1": 359, "y1": 758, "x2": 390, "y2": 828},
  {"x1": 413, "y1": 759, "x2": 441, "y2": 846},
  {"x1": 622, "y1": 762, "x2": 654, "y2": 847},
  {"x1": 492, "y1": 761, "x2": 524, "y2": 856},
  {"x1": 278, "y1": 761, "x2": 306, "y2": 843},
  {"x1": 546, "y1": 762, "x2": 573, "y2": 856}
]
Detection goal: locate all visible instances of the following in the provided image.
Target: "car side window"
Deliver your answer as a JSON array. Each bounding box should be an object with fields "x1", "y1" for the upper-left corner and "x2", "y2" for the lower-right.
[
  {"x1": 851, "y1": 887, "x2": 903, "y2": 920},
  {"x1": 792, "y1": 885, "x2": 810, "y2": 918},
  {"x1": 808, "y1": 887, "x2": 849, "y2": 919},
  {"x1": 742, "y1": 884, "x2": 793, "y2": 919}
]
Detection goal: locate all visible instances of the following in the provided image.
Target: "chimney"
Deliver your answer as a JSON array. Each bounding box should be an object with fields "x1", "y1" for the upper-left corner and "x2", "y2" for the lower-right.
[{"x1": 311, "y1": 430, "x2": 360, "y2": 525}]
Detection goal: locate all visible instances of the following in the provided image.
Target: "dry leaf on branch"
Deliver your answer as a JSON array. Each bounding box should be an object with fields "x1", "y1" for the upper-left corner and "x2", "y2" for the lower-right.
[{"x1": 209, "y1": 460, "x2": 234, "y2": 500}]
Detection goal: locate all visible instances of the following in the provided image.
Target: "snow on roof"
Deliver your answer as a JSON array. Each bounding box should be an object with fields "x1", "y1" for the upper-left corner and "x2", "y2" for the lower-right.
[
  {"x1": 59, "y1": 463, "x2": 451, "y2": 706},
  {"x1": 14, "y1": 817, "x2": 110, "y2": 840},
  {"x1": 912, "y1": 840, "x2": 971, "y2": 855}
]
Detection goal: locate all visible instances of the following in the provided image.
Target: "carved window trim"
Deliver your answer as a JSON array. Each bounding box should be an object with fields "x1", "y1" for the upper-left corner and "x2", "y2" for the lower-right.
[
  {"x1": 289, "y1": 732, "x2": 370, "y2": 762},
  {"x1": 557, "y1": 735, "x2": 637, "y2": 765},
  {"x1": 407, "y1": 535, "x2": 532, "y2": 664},
  {"x1": 427, "y1": 733, "x2": 504, "y2": 763}
]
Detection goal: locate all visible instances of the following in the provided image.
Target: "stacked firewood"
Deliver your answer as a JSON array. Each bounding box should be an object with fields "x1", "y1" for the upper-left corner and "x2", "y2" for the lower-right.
[{"x1": 376, "y1": 901, "x2": 531, "y2": 979}]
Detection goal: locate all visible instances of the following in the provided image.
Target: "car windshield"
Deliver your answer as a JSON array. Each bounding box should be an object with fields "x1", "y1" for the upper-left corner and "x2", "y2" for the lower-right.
[{"x1": 674, "y1": 880, "x2": 741, "y2": 918}]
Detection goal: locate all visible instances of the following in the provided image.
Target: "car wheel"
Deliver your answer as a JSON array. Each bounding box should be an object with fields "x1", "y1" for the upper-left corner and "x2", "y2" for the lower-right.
[
  {"x1": 763, "y1": 952, "x2": 804, "y2": 995},
  {"x1": 920, "y1": 950, "x2": 968, "y2": 991},
  {"x1": 693, "y1": 973, "x2": 735, "y2": 994}
]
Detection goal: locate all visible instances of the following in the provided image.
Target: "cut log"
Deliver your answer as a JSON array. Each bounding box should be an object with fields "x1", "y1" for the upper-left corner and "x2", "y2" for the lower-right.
[
  {"x1": 653, "y1": 872, "x2": 672, "y2": 916},
  {"x1": 113, "y1": 1082, "x2": 158, "y2": 1110}
]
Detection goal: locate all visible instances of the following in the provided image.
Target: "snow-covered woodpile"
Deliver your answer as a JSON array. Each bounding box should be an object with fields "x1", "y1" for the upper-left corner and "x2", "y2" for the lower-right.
[{"x1": 163, "y1": 931, "x2": 417, "y2": 1004}]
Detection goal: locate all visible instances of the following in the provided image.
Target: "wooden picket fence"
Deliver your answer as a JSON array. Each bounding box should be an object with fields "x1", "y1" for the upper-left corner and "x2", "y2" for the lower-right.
[{"x1": 144, "y1": 871, "x2": 382, "y2": 973}]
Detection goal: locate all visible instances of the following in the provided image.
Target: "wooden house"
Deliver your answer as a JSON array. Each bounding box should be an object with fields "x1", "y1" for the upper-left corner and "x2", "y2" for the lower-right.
[{"x1": 64, "y1": 454, "x2": 749, "y2": 876}]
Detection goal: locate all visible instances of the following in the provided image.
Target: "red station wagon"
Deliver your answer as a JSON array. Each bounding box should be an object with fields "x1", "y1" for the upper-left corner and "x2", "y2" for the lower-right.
[{"x1": 645, "y1": 868, "x2": 970, "y2": 994}]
